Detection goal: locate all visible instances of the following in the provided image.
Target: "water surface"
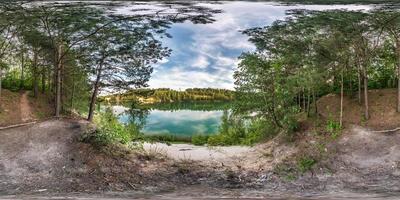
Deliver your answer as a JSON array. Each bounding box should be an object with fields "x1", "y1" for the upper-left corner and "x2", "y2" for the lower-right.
[{"x1": 112, "y1": 102, "x2": 230, "y2": 137}]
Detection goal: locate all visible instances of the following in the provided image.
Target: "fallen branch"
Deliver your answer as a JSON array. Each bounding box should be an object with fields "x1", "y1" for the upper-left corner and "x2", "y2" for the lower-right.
[
  {"x1": 0, "y1": 121, "x2": 37, "y2": 130},
  {"x1": 371, "y1": 127, "x2": 400, "y2": 133},
  {"x1": 0, "y1": 117, "x2": 57, "y2": 131}
]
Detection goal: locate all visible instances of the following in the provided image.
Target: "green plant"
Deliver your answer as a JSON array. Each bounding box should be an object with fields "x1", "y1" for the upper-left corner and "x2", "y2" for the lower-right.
[
  {"x1": 297, "y1": 156, "x2": 316, "y2": 173},
  {"x1": 81, "y1": 107, "x2": 141, "y2": 147},
  {"x1": 326, "y1": 117, "x2": 341, "y2": 139},
  {"x1": 142, "y1": 134, "x2": 191, "y2": 144},
  {"x1": 191, "y1": 134, "x2": 209, "y2": 145}
]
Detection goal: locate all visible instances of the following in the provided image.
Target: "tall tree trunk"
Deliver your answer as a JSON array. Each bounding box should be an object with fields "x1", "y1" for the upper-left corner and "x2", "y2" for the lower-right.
[
  {"x1": 0, "y1": 68, "x2": 2, "y2": 105},
  {"x1": 313, "y1": 88, "x2": 317, "y2": 115},
  {"x1": 55, "y1": 43, "x2": 62, "y2": 118},
  {"x1": 340, "y1": 70, "x2": 344, "y2": 127},
  {"x1": 396, "y1": 39, "x2": 400, "y2": 112},
  {"x1": 296, "y1": 93, "x2": 301, "y2": 109},
  {"x1": 20, "y1": 50, "x2": 24, "y2": 90},
  {"x1": 307, "y1": 88, "x2": 311, "y2": 117},
  {"x1": 41, "y1": 66, "x2": 46, "y2": 94},
  {"x1": 60, "y1": 55, "x2": 64, "y2": 113},
  {"x1": 358, "y1": 67, "x2": 362, "y2": 105},
  {"x1": 362, "y1": 65, "x2": 369, "y2": 120},
  {"x1": 302, "y1": 88, "x2": 306, "y2": 111},
  {"x1": 33, "y1": 50, "x2": 39, "y2": 98},
  {"x1": 88, "y1": 63, "x2": 103, "y2": 122},
  {"x1": 70, "y1": 71, "x2": 75, "y2": 111}
]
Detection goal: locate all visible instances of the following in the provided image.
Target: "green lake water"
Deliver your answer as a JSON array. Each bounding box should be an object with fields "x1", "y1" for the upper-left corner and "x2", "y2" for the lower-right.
[{"x1": 111, "y1": 102, "x2": 231, "y2": 137}]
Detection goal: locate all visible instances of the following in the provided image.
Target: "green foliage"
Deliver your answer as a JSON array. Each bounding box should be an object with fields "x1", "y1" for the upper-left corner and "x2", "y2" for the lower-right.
[
  {"x1": 297, "y1": 156, "x2": 317, "y2": 173},
  {"x1": 103, "y1": 88, "x2": 235, "y2": 104},
  {"x1": 81, "y1": 107, "x2": 141, "y2": 146},
  {"x1": 140, "y1": 134, "x2": 192, "y2": 144},
  {"x1": 191, "y1": 134, "x2": 210, "y2": 146},
  {"x1": 326, "y1": 117, "x2": 342, "y2": 139},
  {"x1": 134, "y1": 101, "x2": 232, "y2": 112},
  {"x1": 207, "y1": 111, "x2": 278, "y2": 146}
]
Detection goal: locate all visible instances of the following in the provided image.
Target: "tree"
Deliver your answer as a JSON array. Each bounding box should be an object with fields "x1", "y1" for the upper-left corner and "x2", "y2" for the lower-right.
[
  {"x1": 374, "y1": 11, "x2": 400, "y2": 112},
  {"x1": 84, "y1": 23, "x2": 170, "y2": 121}
]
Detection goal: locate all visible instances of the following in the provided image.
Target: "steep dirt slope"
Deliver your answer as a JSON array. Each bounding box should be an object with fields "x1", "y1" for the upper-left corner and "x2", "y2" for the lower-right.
[
  {"x1": 0, "y1": 90, "x2": 22, "y2": 126},
  {"x1": 317, "y1": 88, "x2": 400, "y2": 130},
  {"x1": 325, "y1": 125, "x2": 400, "y2": 193}
]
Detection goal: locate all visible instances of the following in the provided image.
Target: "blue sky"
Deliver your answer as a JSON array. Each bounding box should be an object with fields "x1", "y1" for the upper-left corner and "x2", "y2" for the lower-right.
[{"x1": 116, "y1": 2, "x2": 371, "y2": 90}]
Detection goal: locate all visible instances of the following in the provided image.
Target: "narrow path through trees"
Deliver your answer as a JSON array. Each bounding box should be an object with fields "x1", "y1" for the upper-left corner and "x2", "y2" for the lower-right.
[{"x1": 20, "y1": 91, "x2": 34, "y2": 122}]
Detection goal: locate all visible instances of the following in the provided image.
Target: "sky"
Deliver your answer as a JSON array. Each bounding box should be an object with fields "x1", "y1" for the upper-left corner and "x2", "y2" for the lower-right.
[{"x1": 116, "y1": 1, "x2": 371, "y2": 90}]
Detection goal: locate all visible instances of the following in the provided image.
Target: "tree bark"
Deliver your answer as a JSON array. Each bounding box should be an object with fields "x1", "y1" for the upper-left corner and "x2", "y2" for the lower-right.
[
  {"x1": 41, "y1": 66, "x2": 46, "y2": 94},
  {"x1": 88, "y1": 63, "x2": 103, "y2": 121},
  {"x1": 0, "y1": 68, "x2": 2, "y2": 103},
  {"x1": 340, "y1": 70, "x2": 344, "y2": 127},
  {"x1": 20, "y1": 50, "x2": 24, "y2": 90},
  {"x1": 362, "y1": 65, "x2": 369, "y2": 120},
  {"x1": 33, "y1": 50, "x2": 39, "y2": 98},
  {"x1": 358, "y1": 67, "x2": 362, "y2": 105},
  {"x1": 307, "y1": 88, "x2": 311, "y2": 117},
  {"x1": 302, "y1": 88, "x2": 306, "y2": 111},
  {"x1": 55, "y1": 43, "x2": 62, "y2": 118},
  {"x1": 396, "y1": 39, "x2": 400, "y2": 112},
  {"x1": 70, "y1": 71, "x2": 75, "y2": 111},
  {"x1": 313, "y1": 88, "x2": 317, "y2": 114}
]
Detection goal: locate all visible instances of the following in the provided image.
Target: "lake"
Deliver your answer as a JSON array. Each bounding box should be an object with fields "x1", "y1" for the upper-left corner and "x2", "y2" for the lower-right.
[{"x1": 109, "y1": 102, "x2": 232, "y2": 137}]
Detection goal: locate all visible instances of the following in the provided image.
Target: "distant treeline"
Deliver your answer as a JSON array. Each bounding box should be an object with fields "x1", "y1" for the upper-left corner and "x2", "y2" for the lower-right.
[
  {"x1": 124, "y1": 101, "x2": 233, "y2": 111},
  {"x1": 102, "y1": 88, "x2": 235, "y2": 104}
]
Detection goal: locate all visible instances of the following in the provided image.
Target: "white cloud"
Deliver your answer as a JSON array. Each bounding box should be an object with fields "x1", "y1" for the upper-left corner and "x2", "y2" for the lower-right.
[
  {"x1": 192, "y1": 55, "x2": 210, "y2": 69},
  {"x1": 146, "y1": 2, "x2": 372, "y2": 89}
]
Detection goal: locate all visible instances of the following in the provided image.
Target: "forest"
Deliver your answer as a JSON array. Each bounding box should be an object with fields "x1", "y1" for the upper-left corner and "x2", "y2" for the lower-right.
[
  {"x1": 1, "y1": 1, "x2": 400, "y2": 198},
  {"x1": 102, "y1": 88, "x2": 235, "y2": 103},
  {"x1": 0, "y1": 2, "x2": 220, "y2": 121},
  {"x1": 1, "y1": 1, "x2": 400, "y2": 145},
  {"x1": 234, "y1": 9, "x2": 400, "y2": 134}
]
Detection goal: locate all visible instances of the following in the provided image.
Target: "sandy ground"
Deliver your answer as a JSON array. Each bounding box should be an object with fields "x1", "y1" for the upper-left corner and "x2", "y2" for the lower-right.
[
  {"x1": 0, "y1": 119, "x2": 400, "y2": 199},
  {"x1": 143, "y1": 143, "x2": 251, "y2": 161},
  {"x1": 143, "y1": 140, "x2": 297, "y2": 172},
  {"x1": 20, "y1": 92, "x2": 34, "y2": 122}
]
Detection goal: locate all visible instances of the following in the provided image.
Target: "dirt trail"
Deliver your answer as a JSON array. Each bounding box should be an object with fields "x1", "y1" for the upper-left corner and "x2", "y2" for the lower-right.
[
  {"x1": 0, "y1": 119, "x2": 400, "y2": 199},
  {"x1": 20, "y1": 92, "x2": 34, "y2": 122}
]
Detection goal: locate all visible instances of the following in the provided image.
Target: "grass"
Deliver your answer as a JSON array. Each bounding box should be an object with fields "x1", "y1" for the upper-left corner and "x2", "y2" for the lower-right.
[
  {"x1": 191, "y1": 134, "x2": 210, "y2": 145},
  {"x1": 297, "y1": 156, "x2": 317, "y2": 173},
  {"x1": 140, "y1": 134, "x2": 192, "y2": 144},
  {"x1": 326, "y1": 117, "x2": 342, "y2": 139}
]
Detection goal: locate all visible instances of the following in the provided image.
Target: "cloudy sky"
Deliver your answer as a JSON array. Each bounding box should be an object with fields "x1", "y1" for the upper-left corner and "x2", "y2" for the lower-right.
[{"x1": 120, "y1": 2, "x2": 371, "y2": 90}]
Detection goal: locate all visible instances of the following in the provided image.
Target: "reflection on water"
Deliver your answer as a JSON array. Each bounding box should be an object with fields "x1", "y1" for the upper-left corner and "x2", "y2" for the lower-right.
[{"x1": 111, "y1": 102, "x2": 230, "y2": 137}]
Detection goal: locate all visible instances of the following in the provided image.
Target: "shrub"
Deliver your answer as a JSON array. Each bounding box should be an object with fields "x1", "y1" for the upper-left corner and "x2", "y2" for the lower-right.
[
  {"x1": 191, "y1": 134, "x2": 209, "y2": 146},
  {"x1": 207, "y1": 112, "x2": 278, "y2": 146},
  {"x1": 297, "y1": 156, "x2": 316, "y2": 173},
  {"x1": 326, "y1": 117, "x2": 341, "y2": 139},
  {"x1": 81, "y1": 107, "x2": 141, "y2": 146},
  {"x1": 142, "y1": 134, "x2": 191, "y2": 144}
]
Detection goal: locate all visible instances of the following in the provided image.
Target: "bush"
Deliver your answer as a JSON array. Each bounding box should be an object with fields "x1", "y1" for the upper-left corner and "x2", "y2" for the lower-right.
[
  {"x1": 81, "y1": 107, "x2": 141, "y2": 146},
  {"x1": 207, "y1": 112, "x2": 278, "y2": 146},
  {"x1": 297, "y1": 156, "x2": 316, "y2": 173},
  {"x1": 142, "y1": 134, "x2": 191, "y2": 144},
  {"x1": 326, "y1": 117, "x2": 341, "y2": 139},
  {"x1": 191, "y1": 134, "x2": 209, "y2": 146}
]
